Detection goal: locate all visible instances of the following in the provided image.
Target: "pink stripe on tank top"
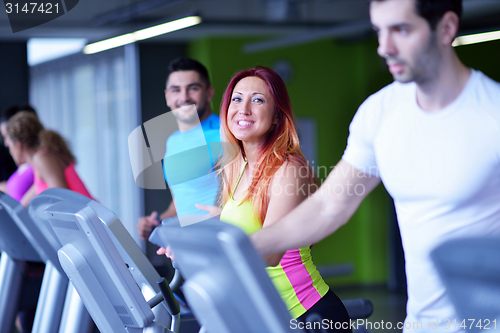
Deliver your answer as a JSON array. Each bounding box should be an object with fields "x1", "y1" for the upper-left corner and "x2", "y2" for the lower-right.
[{"x1": 280, "y1": 248, "x2": 322, "y2": 310}]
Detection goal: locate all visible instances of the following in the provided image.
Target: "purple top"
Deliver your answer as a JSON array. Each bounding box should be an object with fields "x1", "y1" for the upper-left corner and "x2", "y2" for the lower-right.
[{"x1": 6, "y1": 164, "x2": 34, "y2": 202}]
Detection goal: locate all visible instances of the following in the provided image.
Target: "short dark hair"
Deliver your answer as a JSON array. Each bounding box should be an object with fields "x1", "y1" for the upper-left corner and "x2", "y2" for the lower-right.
[
  {"x1": 0, "y1": 104, "x2": 37, "y2": 124},
  {"x1": 366, "y1": 0, "x2": 462, "y2": 30},
  {"x1": 166, "y1": 58, "x2": 211, "y2": 88}
]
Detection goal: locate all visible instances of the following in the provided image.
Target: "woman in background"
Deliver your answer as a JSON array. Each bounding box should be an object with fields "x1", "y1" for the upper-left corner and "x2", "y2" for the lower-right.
[
  {"x1": 6, "y1": 111, "x2": 92, "y2": 202},
  {"x1": 6, "y1": 111, "x2": 93, "y2": 332},
  {"x1": 0, "y1": 105, "x2": 38, "y2": 205}
]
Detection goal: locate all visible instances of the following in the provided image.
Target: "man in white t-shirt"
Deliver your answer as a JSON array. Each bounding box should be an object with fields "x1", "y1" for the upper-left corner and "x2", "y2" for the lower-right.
[{"x1": 251, "y1": 0, "x2": 500, "y2": 331}]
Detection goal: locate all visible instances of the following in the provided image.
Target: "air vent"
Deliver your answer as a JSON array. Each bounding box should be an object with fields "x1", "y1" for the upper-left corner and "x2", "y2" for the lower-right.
[
  {"x1": 51, "y1": 219, "x2": 79, "y2": 231},
  {"x1": 113, "y1": 305, "x2": 128, "y2": 315},
  {"x1": 119, "y1": 315, "x2": 134, "y2": 326}
]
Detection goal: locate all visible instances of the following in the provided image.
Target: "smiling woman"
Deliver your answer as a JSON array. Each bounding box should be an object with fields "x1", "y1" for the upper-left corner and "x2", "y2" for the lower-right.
[
  {"x1": 215, "y1": 67, "x2": 352, "y2": 332},
  {"x1": 227, "y1": 76, "x2": 277, "y2": 149}
]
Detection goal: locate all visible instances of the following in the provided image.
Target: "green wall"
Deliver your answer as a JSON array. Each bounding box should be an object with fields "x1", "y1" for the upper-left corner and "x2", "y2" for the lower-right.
[
  {"x1": 187, "y1": 34, "x2": 500, "y2": 287},
  {"x1": 455, "y1": 39, "x2": 500, "y2": 82},
  {"x1": 188, "y1": 36, "x2": 393, "y2": 286}
]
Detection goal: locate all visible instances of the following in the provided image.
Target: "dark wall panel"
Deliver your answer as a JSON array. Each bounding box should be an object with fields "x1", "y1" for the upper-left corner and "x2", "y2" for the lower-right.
[
  {"x1": 138, "y1": 42, "x2": 185, "y2": 225},
  {"x1": 0, "y1": 42, "x2": 29, "y2": 181},
  {"x1": 0, "y1": 42, "x2": 29, "y2": 111}
]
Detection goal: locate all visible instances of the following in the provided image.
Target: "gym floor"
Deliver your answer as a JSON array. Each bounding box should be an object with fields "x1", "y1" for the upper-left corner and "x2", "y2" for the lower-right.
[
  {"x1": 335, "y1": 286, "x2": 408, "y2": 332},
  {"x1": 9, "y1": 285, "x2": 406, "y2": 333}
]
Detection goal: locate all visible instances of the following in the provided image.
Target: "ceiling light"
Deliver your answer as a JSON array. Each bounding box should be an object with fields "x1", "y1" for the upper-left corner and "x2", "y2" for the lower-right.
[
  {"x1": 453, "y1": 30, "x2": 500, "y2": 47},
  {"x1": 28, "y1": 38, "x2": 87, "y2": 66},
  {"x1": 83, "y1": 16, "x2": 202, "y2": 54}
]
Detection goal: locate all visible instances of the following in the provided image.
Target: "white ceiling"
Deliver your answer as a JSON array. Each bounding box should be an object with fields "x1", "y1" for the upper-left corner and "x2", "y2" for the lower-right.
[{"x1": 1, "y1": 0, "x2": 500, "y2": 44}]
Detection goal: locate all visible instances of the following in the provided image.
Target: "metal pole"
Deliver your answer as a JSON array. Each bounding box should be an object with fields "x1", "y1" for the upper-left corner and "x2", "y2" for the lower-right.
[
  {"x1": 32, "y1": 261, "x2": 69, "y2": 333},
  {"x1": 0, "y1": 252, "x2": 25, "y2": 333},
  {"x1": 58, "y1": 284, "x2": 94, "y2": 333}
]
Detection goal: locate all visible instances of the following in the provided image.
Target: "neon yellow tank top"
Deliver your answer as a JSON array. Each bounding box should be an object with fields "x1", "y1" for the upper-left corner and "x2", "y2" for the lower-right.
[{"x1": 220, "y1": 162, "x2": 329, "y2": 318}]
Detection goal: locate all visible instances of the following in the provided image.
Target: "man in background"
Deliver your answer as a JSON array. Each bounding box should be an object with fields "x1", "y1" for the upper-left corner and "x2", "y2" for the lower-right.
[{"x1": 137, "y1": 58, "x2": 220, "y2": 240}]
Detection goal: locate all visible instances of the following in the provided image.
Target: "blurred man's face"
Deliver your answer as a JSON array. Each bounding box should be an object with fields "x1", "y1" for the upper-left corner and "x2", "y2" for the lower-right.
[
  {"x1": 370, "y1": 0, "x2": 441, "y2": 84},
  {"x1": 165, "y1": 70, "x2": 214, "y2": 125}
]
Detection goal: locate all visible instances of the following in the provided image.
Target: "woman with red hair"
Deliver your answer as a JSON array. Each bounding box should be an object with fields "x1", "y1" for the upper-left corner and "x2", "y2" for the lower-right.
[{"x1": 214, "y1": 67, "x2": 351, "y2": 330}]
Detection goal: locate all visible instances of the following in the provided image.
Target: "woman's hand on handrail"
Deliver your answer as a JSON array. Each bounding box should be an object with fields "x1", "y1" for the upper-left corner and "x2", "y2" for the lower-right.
[
  {"x1": 195, "y1": 204, "x2": 222, "y2": 218},
  {"x1": 157, "y1": 245, "x2": 176, "y2": 262}
]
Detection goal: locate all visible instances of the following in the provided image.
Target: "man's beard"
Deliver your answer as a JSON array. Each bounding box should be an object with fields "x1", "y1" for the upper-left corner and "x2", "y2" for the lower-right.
[
  {"x1": 173, "y1": 104, "x2": 206, "y2": 124},
  {"x1": 387, "y1": 33, "x2": 441, "y2": 84}
]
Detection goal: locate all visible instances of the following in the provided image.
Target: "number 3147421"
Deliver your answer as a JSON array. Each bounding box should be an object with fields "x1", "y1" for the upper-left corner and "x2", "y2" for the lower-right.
[
  {"x1": 444, "y1": 319, "x2": 497, "y2": 330},
  {"x1": 5, "y1": 3, "x2": 59, "y2": 14}
]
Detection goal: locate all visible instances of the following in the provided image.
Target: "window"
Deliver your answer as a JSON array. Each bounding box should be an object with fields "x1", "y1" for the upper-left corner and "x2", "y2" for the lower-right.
[{"x1": 30, "y1": 44, "x2": 143, "y2": 242}]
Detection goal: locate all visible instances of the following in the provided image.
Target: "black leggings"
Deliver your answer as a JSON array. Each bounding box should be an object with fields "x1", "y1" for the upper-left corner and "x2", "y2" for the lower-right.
[{"x1": 296, "y1": 289, "x2": 352, "y2": 333}]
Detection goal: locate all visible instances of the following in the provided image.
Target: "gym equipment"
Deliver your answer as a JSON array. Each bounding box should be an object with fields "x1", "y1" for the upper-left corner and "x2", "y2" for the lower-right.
[
  {"x1": 0, "y1": 190, "x2": 93, "y2": 333},
  {"x1": 0, "y1": 191, "x2": 45, "y2": 333},
  {"x1": 20, "y1": 188, "x2": 372, "y2": 333},
  {"x1": 151, "y1": 217, "x2": 375, "y2": 333},
  {"x1": 42, "y1": 198, "x2": 178, "y2": 333},
  {"x1": 28, "y1": 189, "x2": 94, "y2": 333},
  {"x1": 431, "y1": 237, "x2": 500, "y2": 333},
  {"x1": 151, "y1": 218, "x2": 299, "y2": 333},
  {"x1": 30, "y1": 188, "x2": 173, "y2": 333}
]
